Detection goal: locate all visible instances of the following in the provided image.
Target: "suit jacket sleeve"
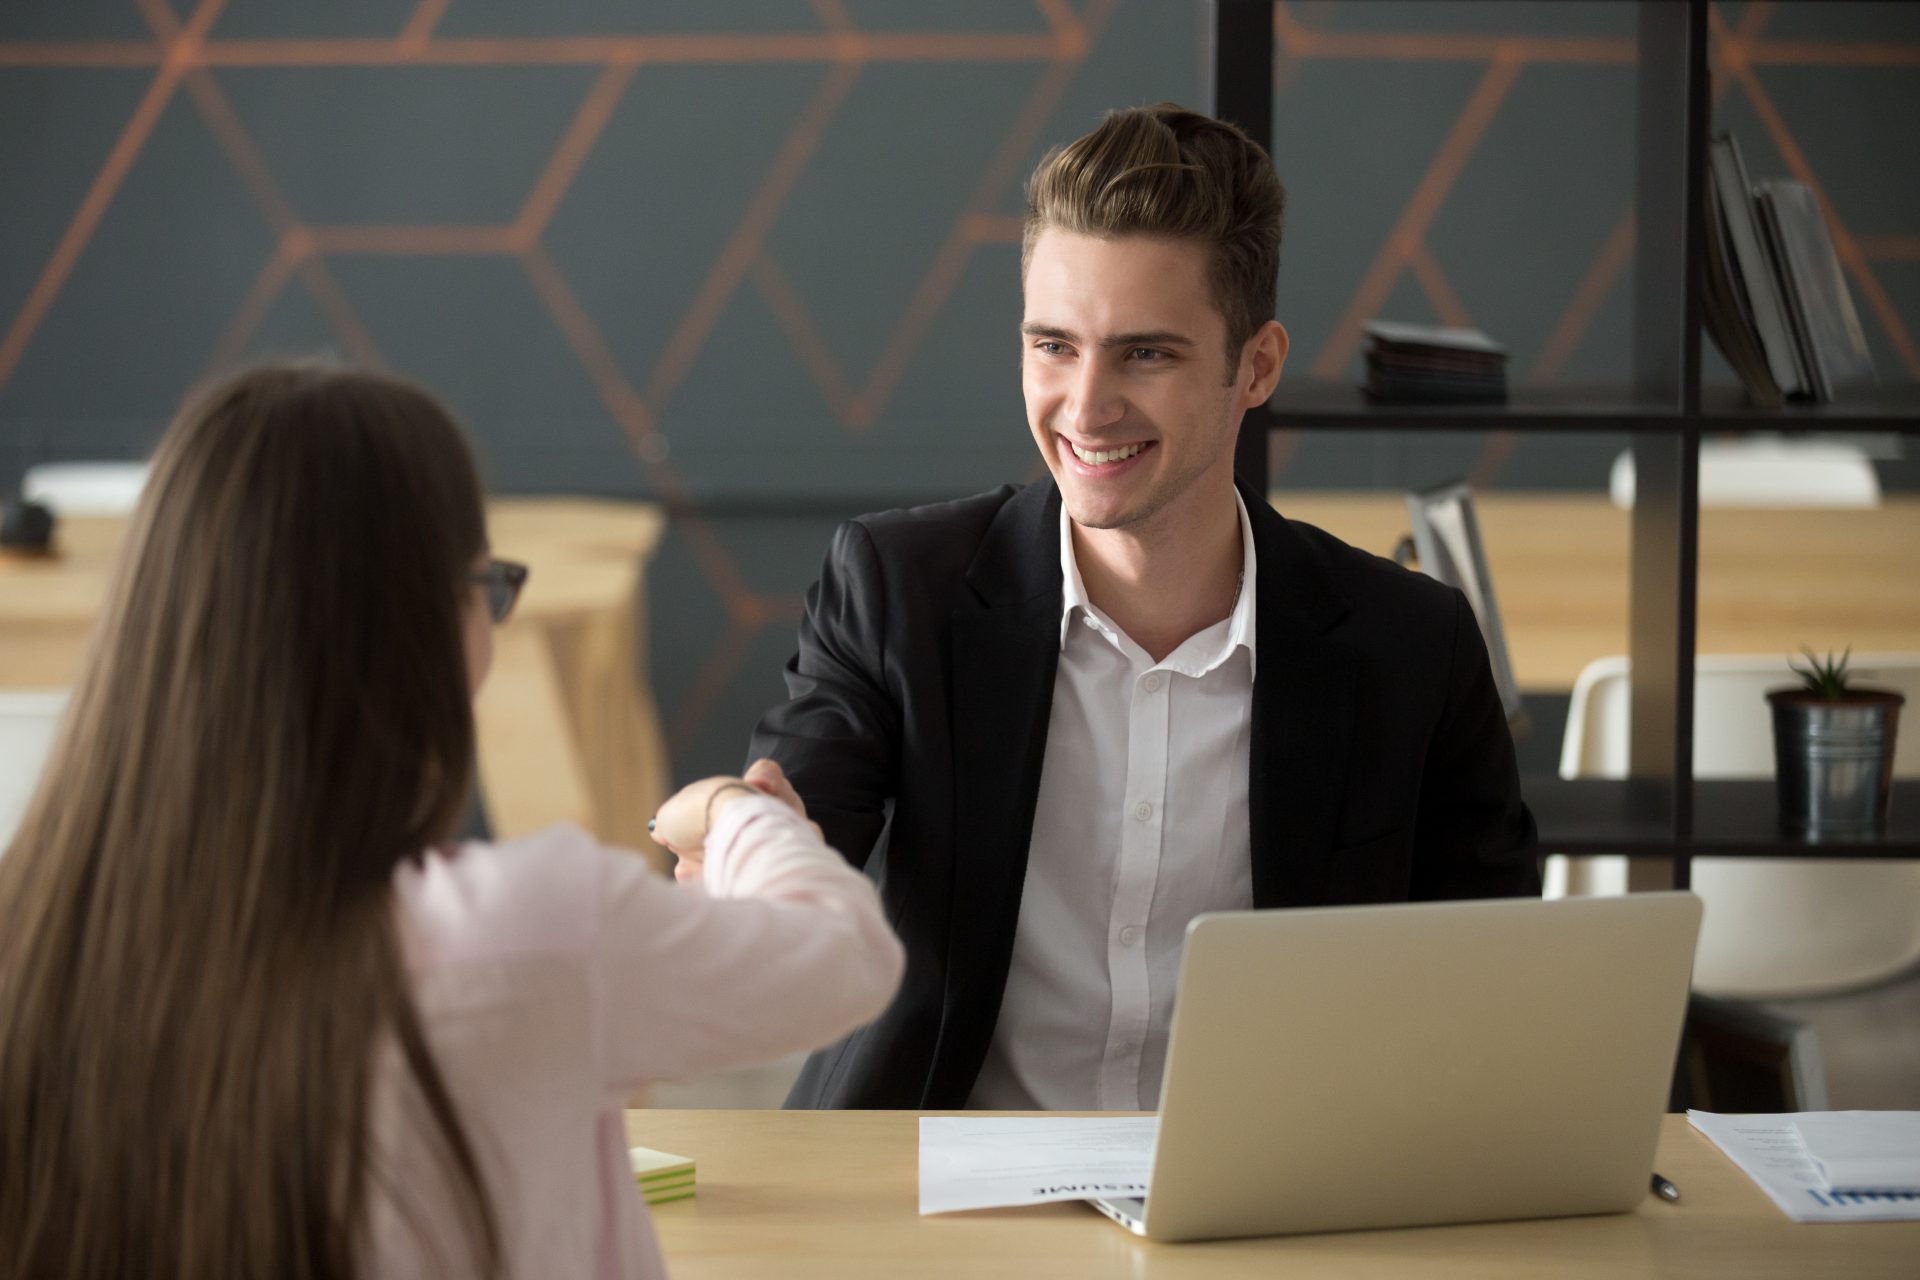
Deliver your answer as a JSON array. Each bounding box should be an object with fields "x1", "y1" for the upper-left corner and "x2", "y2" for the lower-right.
[
  {"x1": 748, "y1": 519, "x2": 899, "y2": 869},
  {"x1": 1412, "y1": 589, "x2": 1541, "y2": 900}
]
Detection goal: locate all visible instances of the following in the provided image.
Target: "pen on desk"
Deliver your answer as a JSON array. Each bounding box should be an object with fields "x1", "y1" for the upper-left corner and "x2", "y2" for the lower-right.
[{"x1": 1651, "y1": 1172, "x2": 1680, "y2": 1202}]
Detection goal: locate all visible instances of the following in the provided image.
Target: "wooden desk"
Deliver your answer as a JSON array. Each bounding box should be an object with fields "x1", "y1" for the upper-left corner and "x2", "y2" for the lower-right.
[
  {"x1": 624, "y1": 1109, "x2": 1920, "y2": 1278},
  {"x1": 1272, "y1": 493, "x2": 1920, "y2": 692},
  {"x1": 0, "y1": 498, "x2": 670, "y2": 867}
]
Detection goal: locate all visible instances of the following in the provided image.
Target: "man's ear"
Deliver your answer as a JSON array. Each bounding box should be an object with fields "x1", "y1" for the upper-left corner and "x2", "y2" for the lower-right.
[{"x1": 1238, "y1": 320, "x2": 1289, "y2": 408}]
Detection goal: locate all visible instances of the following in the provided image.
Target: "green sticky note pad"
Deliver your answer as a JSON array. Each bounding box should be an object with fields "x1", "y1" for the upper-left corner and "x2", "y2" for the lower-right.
[{"x1": 630, "y1": 1145, "x2": 696, "y2": 1184}]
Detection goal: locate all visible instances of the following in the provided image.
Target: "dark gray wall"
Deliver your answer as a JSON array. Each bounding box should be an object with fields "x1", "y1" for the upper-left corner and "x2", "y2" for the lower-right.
[{"x1": 3, "y1": 1, "x2": 1915, "y2": 783}]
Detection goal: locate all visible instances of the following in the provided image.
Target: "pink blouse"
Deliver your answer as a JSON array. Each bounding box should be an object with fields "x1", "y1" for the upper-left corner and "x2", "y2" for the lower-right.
[{"x1": 366, "y1": 795, "x2": 904, "y2": 1277}]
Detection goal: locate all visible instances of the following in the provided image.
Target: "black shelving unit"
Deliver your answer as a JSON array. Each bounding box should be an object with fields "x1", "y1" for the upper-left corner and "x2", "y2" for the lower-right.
[
  {"x1": 1532, "y1": 780, "x2": 1920, "y2": 859},
  {"x1": 1209, "y1": 0, "x2": 1919, "y2": 885}
]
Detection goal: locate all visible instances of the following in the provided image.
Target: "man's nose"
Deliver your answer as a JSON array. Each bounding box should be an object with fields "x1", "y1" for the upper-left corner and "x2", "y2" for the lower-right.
[{"x1": 1061, "y1": 361, "x2": 1123, "y2": 434}]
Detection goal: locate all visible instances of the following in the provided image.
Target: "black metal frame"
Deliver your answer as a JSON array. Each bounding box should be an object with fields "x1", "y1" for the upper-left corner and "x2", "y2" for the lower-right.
[
  {"x1": 1214, "y1": 0, "x2": 1920, "y2": 869},
  {"x1": 1624, "y1": 0, "x2": 1708, "y2": 888},
  {"x1": 1210, "y1": 0, "x2": 1282, "y2": 492}
]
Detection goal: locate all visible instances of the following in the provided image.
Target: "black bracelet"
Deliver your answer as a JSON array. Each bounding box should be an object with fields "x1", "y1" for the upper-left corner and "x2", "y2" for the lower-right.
[{"x1": 704, "y1": 781, "x2": 759, "y2": 828}]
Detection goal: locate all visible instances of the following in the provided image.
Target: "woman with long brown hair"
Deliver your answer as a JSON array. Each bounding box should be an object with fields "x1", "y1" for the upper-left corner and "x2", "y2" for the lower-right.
[{"x1": 0, "y1": 363, "x2": 903, "y2": 1278}]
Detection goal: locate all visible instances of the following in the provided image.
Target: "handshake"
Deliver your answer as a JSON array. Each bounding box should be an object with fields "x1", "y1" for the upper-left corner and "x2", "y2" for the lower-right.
[{"x1": 650, "y1": 758, "x2": 819, "y2": 882}]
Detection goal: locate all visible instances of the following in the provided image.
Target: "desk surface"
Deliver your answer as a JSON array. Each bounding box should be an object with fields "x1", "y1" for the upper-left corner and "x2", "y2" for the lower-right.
[{"x1": 624, "y1": 1109, "x2": 1920, "y2": 1279}]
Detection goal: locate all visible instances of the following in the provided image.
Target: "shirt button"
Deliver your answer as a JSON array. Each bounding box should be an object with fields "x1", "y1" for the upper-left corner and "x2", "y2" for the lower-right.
[
  {"x1": 1119, "y1": 926, "x2": 1140, "y2": 947},
  {"x1": 1134, "y1": 801, "x2": 1152, "y2": 821},
  {"x1": 1143, "y1": 673, "x2": 1162, "y2": 692}
]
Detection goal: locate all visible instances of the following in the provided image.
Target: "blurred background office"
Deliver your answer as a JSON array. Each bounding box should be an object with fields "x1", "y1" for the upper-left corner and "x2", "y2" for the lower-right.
[{"x1": 3, "y1": 1, "x2": 1917, "y2": 1105}]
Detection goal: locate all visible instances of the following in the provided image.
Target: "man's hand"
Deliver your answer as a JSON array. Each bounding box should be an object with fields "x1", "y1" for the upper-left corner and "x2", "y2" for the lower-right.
[{"x1": 743, "y1": 758, "x2": 821, "y2": 840}]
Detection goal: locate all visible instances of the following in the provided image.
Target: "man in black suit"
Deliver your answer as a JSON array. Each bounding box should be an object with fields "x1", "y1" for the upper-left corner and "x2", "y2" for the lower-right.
[{"x1": 751, "y1": 103, "x2": 1539, "y2": 1110}]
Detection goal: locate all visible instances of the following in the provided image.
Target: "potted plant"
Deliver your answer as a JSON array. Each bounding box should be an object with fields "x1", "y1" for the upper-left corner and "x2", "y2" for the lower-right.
[{"x1": 1769, "y1": 648, "x2": 1904, "y2": 838}]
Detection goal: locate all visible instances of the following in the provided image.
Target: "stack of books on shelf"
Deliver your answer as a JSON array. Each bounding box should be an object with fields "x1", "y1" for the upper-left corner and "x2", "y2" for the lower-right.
[
  {"x1": 630, "y1": 1145, "x2": 696, "y2": 1206},
  {"x1": 1361, "y1": 321, "x2": 1508, "y2": 405},
  {"x1": 1703, "y1": 131, "x2": 1876, "y2": 407}
]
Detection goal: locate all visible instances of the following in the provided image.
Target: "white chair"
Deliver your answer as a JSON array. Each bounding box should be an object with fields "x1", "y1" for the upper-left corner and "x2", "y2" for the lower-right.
[
  {"x1": 1609, "y1": 438, "x2": 1881, "y2": 509},
  {"x1": 22, "y1": 462, "x2": 149, "y2": 516},
  {"x1": 1553, "y1": 654, "x2": 1920, "y2": 997},
  {"x1": 0, "y1": 691, "x2": 68, "y2": 851}
]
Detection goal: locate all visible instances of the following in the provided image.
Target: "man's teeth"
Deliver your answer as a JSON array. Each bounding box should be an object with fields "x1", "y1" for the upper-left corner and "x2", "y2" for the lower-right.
[{"x1": 1070, "y1": 441, "x2": 1147, "y2": 465}]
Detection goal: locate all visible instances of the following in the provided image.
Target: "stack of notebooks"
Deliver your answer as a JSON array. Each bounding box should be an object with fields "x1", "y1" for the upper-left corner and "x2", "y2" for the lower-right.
[
  {"x1": 629, "y1": 1145, "x2": 696, "y2": 1206},
  {"x1": 1703, "y1": 131, "x2": 1876, "y2": 407},
  {"x1": 1361, "y1": 321, "x2": 1509, "y2": 404}
]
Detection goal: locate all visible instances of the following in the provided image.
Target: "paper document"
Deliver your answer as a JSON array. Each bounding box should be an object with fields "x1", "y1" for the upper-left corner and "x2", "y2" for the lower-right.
[
  {"x1": 1689, "y1": 1111, "x2": 1920, "y2": 1223},
  {"x1": 1793, "y1": 1111, "x2": 1920, "y2": 1194},
  {"x1": 918, "y1": 1117, "x2": 1157, "y2": 1215}
]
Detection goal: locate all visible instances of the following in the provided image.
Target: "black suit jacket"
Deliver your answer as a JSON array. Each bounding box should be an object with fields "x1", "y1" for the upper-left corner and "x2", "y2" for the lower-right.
[{"x1": 750, "y1": 478, "x2": 1539, "y2": 1109}]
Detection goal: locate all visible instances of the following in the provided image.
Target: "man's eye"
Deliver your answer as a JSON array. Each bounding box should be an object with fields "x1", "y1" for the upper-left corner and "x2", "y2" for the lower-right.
[
  {"x1": 1129, "y1": 347, "x2": 1168, "y2": 362},
  {"x1": 1036, "y1": 341, "x2": 1068, "y2": 356}
]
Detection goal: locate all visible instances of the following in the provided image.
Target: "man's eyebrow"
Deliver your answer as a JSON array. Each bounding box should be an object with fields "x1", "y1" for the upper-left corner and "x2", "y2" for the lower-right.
[
  {"x1": 1019, "y1": 323, "x2": 1198, "y2": 349},
  {"x1": 1099, "y1": 330, "x2": 1197, "y2": 350}
]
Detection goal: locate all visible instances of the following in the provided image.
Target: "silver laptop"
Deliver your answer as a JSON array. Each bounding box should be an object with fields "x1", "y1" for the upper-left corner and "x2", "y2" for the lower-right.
[{"x1": 1090, "y1": 891, "x2": 1702, "y2": 1242}]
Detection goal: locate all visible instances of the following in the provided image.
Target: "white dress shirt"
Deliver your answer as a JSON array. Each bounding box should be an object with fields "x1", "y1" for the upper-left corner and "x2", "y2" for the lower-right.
[{"x1": 967, "y1": 492, "x2": 1257, "y2": 1111}]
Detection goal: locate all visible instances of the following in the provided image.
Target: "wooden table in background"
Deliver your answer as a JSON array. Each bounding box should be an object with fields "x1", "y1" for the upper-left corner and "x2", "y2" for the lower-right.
[
  {"x1": 472, "y1": 500, "x2": 669, "y2": 866},
  {"x1": 0, "y1": 498, "x2": 670, "y2": 868},
  {"x1": 1273, "y1": 493, "x2": 1920, "y2": 691},
  {"x1": 625, "y1": 1109, "x2": 1920, "y2": 1279},
  {"x1": 7, "y1": 493, "x2": 1913, "y2": 858}
]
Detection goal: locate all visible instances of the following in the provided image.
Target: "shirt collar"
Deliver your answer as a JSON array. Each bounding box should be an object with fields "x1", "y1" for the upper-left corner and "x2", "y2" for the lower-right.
[{"x1": 1056, "y1": 488, "x2": 1259, "y2": 679}]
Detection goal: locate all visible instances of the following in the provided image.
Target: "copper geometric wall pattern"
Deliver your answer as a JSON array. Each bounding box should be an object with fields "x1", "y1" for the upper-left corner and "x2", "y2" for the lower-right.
[{"x1": 3, "y1": 1, "x2": 1914, "y2": 782}]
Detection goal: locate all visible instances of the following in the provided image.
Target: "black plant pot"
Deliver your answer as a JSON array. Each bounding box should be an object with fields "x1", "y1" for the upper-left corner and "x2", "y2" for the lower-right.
[{"x1": 1767, "y1": 688, "x2": 1904, "y2": 838}]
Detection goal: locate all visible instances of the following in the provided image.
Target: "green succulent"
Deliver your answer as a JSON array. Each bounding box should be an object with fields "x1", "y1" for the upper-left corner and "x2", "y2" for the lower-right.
[{"x1": 1789, "y1": 646, "x2": 1853, "y2": 699}]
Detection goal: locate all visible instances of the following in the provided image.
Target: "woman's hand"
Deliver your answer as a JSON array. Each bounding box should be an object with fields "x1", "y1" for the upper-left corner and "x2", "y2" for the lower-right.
[
  {"x1": 651, "y1": 759, "x2": 817, "y2": 883},
  {"x1": 652, "y1": 776, "x2": 758, "y2": 881}
]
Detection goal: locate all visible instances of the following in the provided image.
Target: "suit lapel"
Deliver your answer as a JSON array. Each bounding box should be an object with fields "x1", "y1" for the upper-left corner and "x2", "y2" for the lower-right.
[
  {"x1": 1245, "y1": 482, "x2": 1357, "y2": 907},
  {"x1": 929, "y1": 482, "x2": 1063, "y2": 1104}
]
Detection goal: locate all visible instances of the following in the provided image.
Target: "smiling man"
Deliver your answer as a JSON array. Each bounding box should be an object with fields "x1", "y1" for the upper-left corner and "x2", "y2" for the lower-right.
[{"x1": 751, "y1": 103, "x2": 1539, "y2": 1111}]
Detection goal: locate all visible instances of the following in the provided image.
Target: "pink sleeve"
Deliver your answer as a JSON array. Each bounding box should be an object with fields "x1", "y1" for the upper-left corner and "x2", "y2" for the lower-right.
[{"x1": 593, "y1": 795, "x2": 904, "y2": 1091}]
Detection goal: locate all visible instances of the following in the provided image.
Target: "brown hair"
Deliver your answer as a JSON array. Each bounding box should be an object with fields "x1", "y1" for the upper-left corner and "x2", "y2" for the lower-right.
[
  {"x1": 0, "y1": 364, "x2": 500, "y2": 1278},
  {"x1": 1023, "y1": 102, "x2": 1285, "y2": 362}
]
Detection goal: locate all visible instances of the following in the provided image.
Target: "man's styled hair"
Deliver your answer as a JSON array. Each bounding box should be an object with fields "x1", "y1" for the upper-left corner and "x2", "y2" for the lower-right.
[{"x1": 1023, "y1": 102, "x2": 1285, "y2": 362}]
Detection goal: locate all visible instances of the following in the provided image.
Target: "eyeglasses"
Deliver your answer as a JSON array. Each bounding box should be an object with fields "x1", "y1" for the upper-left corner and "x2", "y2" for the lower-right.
[{"x1": 470, "y1": 558, "x2": 529, "y2": 624}]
